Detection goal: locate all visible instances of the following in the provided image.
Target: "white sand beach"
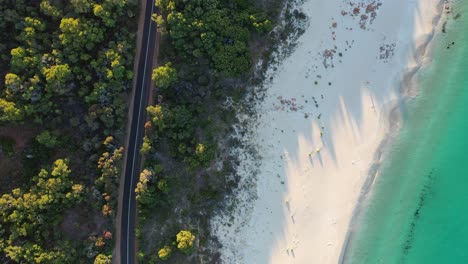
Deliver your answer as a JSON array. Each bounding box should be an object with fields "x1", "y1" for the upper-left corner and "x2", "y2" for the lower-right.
[{"x1": 212, "y1": 0, "x2": 443, "y2": 263}]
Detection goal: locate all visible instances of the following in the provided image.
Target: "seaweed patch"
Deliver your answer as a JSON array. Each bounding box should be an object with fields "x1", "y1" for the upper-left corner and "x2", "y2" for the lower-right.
[{"x1": 400, "y1": 168, "x2": 436, "y2": 261}]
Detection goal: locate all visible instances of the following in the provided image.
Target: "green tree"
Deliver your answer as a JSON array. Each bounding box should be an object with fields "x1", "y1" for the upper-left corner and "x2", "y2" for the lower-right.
[
  {"x1": 0, "y1": 159, "x2": 83, "y2": 263},
  {"x1": 140, "y1": 136, "x2": 152, "y2": 155},
  {"x1": 19, "y1": 17, "x2": 46, "y2": 47},
  {"x1": 104, "y1": 47, "x2": 127, "y2": 81},
  {"x1": 59, "y1": 18, "x2": 80, "y2": 46},
  {"x1": 158, "y1": 245, "x2": 172, "y2": 260},
  {"x1": 10, "y1": 46, "x2": 28, "y2": 71},
  {"x1": 156, "y1": 0, "x2": 258, "y2": 75},
  {"x1": 36, "y1": 130, "x2": 59, "y2": 148},
  {"x1": 157, "y1": 179, "x2": 169, "y2": 194},
  {"x1": 189, "y1": 143, "x2": 214, "y2": 168},
  {"x1": 135, "y1": 169, "x2": 157, "y2": 208},
  {"x1": 4, "y1": 73, "x2": 22, "y2": 96},
  {"x1": 93, "y1": 4, "x2": 115, "y2": 27},
  {"x1": 42, "y1": 64, "x2": 71, "y2": 94},
  {"x1": 94, "y1": 254, "x2": 112, "y2": 264},
  {"x1": 71, "y1": 0, "x2": 94, "y2": 13},
  {"x1": 97, "y1": 146, "x2": 124, "y2": 197},
  {"x1": 40, "y1": 0, "x2": 63, "y2": 18},
  {"x1": 176, "y1": 230, "x2": 196, "y2": 254},
  {"x1": 147, "y1": 105, "x2": 166, "y2": 132},
  {"x1": 152, "y1": 63, "x2": 177, "y2": 90},
  {"x1": 0, "y1": 98, "x2": 23, "y2": 122},
  {"x1": 4, "y1": 243, "x2": 67, "y2": 264},
  {"x1": 59, "y1": 17, "x2": 105, "y2": 61}
]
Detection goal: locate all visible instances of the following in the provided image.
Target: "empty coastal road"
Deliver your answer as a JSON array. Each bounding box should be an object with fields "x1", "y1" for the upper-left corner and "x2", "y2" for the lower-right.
[{"x1": 120, "y1": 0, "x2": 157, "y2": 263}]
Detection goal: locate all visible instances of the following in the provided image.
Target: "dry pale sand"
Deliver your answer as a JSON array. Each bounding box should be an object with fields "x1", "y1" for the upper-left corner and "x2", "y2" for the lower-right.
[{"x1": 212, "y1": 0, "x2": 443, "y2": 263}]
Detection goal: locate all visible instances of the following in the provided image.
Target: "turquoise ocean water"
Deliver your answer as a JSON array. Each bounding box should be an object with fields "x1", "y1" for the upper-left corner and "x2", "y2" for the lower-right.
[{"x1": 345, "y1": 1, "x2": 468, "y2": 263}]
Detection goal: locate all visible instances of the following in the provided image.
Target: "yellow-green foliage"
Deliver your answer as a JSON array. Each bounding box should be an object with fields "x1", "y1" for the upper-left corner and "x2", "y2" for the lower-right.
[
  {"x1": 176, "y1": 230, "x2": 195, "y2": 254},
  {"x1": 40, "y1": 0, "x2": 62, "y2": 17},
  {"x1": 140, "y1": 136, "x2": 152, "y2": 155},
  {"x1": 152, "y1": 62, "x2": 177, "y2": 90},
  {"x1": 36, "y1": 130, "x2": 59, "y2": 148},
  {"x1": 0, "y1": 98, "x2": 23, "y2": 122},
  {"x1": 158, "y1": 245, "x2": 172, "y2": 260},
  {"x1": 94, "y1": 253, "x2": 112, "y2": 264},
  {"x1": 147, "y1": 105, "x2": 166, "y2": 131},
  {"x1": 0, "y1": 0, "x2": 138, "y2": 261},
  {"x1": 135, "y1": 169, "x2": 155, "y2": 206},
  {"x1": 195, "y1": 143, "x2": 205, "y2": 156},
  {"x1": 0, "y1": 159, "x2": 83, "y2": 263},
  {"x1": 157, "y1": 179, "x2": 169, "y2": 194}
]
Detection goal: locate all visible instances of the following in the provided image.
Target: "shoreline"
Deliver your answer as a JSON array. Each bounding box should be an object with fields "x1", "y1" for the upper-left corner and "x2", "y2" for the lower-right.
[
  {"x1": 212, "y1": 0, "x2": 446, "y2": 263},
  {"x1": 338, "y1": 1, "x2": 447, "y2": 262}
]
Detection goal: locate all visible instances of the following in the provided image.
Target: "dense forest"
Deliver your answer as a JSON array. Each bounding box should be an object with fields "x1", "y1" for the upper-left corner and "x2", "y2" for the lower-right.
[
  {"x1": 0, "y1": 0, "x2": 137, "y2": 263},
  {"x1": 0, "y1": 0, "x2": 302, "y2": 263},
  {"x1": 134, "y1": 0, "x2": 296, "y2": 263}
]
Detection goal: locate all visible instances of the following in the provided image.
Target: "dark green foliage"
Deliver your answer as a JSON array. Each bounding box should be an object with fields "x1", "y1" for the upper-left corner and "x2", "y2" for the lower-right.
[
  {"x1": 156, "y1": 0, "x2": 271, "y2": 76},
  {"x1": 138, "y1": 1, "x2": 278, "y2": 262},
  {"x1": 0, "y1": 136, "x2": 15, "y2": 157},
  {"x1": 0, "y1": 159, "x2": 83, "y2": 263},
  {"x1": 2, "y1": 0, "x2": 135, "y2": 128},
  {"x1": 0, "y1": 0, "x2": 138, "y2": 262},
  {"x1": 36, "y1": 130, "x2": 59, "y2": 148},
  {"x1": 147, "y1": 104, "x2": 195, "y2": 157},
  {"x1": 157, "y1": 179, "x2": 170, "y2": 194}
]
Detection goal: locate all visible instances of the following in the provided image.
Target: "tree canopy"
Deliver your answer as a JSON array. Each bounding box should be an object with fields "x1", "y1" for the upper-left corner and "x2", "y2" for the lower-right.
[
  {"x1": 0, "y1": 0, "x2": 138, "y2": 262},
  {"x1": 152, "y1": 63, "x2": 177, "y2": 90},
  {"x1": 176, "y1": 230, "x2": 196, "y2": 254},
  {"x1": 0, "y1": 159, "x2": 83, "y2": 263}
]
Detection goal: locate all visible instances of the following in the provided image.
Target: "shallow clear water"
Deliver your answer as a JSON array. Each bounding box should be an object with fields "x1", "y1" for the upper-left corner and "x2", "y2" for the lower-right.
[{"x1": 346, "y1": 1, "x2": 468, "y2": 263}]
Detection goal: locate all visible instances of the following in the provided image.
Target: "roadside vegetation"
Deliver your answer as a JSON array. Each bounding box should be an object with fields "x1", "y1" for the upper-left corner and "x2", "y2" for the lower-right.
[
  {"x1": 135, "y1": 0, "x2": 306, "y2": 262},
  {"x1": 0, "y1": 0, "x2": 137, "y2": 262}
]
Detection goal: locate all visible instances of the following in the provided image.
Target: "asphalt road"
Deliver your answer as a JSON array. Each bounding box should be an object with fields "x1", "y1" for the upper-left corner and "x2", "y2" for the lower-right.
[{"x1": 120, "y1": 0, "x2": 157, "y2": 263}]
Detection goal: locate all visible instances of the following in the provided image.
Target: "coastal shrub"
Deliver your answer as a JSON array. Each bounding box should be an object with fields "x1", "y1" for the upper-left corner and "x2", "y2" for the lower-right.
[
  {"x1": 36, "y1": 130, "x2": 59, "y2": 148},
  {"x1": 94, "y1": 253, "x2": 112, "y2": 264},
  {"x1": 157, "y1": 179, "x2": 169, "y2": 194},
  {"x1": 137, "y1": 251, "x2": 145, "y2": 262},
  {"x1": 147, "y1": 105, "x2": 166, "y2": 132},
  {"x1": 152, "y1": 62, "x2": 177, "y2": 90},
  {"x1": 195, "y1": 143, "x2": 213, "y2": 163},
  {"x1": 249, "y1": 14, "x2": 272, "y2": 33},
  {"x1": 176, "y1": 230, "x2": 196, "y2": 254},
  {"x1": 135, "y1": 169, "x2": 158, "y2": 208},
  {"x1": 147, "y1": 104, "x2": 196, "y2": 158},
  {"x1": 158, "y1": 245, "x2": 172, "y2": 260},
  {"x1": 140, "y1": 136, "x2": 152, "y2": 154},
  {"x1": 0, "y1": 98, "x2": 23, "y2": 122},
  {"x1": 187, "y1": 143, "x2": 215, "y2": 169},
  {"x1": 154, "y1": 164, "x2": 164, "y2": 174}
]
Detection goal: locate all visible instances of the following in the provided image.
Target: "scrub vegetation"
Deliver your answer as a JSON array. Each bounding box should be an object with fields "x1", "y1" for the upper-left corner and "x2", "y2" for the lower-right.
[{"x1": 134, "y1": 0, "x2": 306, "y2": 262}]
